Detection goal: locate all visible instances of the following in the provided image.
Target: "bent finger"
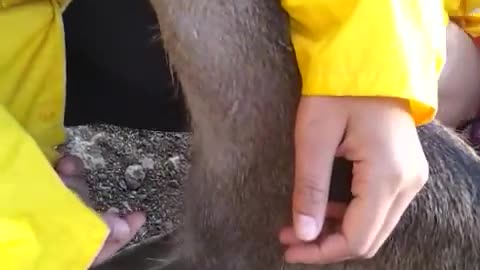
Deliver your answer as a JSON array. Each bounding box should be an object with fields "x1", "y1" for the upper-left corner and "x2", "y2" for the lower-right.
[
  {"x1": 288, "y1": 187, "x2": 395, "y2": 263},
  {"x1": 284, "y1": 234, "x2": 352, "y2": 264},
  {"x1": 280, "y1": 202, "x2": 347, "y2": 246},
  {"x1": 324, "y1": 187, "x2": 395, "y2": 261},
  {"x1": 92, "y1": 211, "x2": 146, "y2": 266},
  {"x1": 279, "y1": 227, "x2": 304, "y2": 245},
  {"x1": 55, "y1": 154, "x2": 85, "y2": 176},
  {"x1": 365, "y1": 190, "x2": 417, "y2": 257},
  {"x1": 293, "y1": 97, "x2": 347, "y2": 241},
  {"x1": 59, "y1": 175, "x2": 92, "y2": 206}
]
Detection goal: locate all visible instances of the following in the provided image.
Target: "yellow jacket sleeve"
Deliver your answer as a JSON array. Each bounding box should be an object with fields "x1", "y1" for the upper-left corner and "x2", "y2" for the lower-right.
[
  {"x1": 447, "y1": 0, "x2": 480, "y2": 37},
  {"x1": 0, "y1": 106, "x2": 109, "y2": 270},
  {"x1": 281, "y1": 0, "x2": 449, "y2": 125}
]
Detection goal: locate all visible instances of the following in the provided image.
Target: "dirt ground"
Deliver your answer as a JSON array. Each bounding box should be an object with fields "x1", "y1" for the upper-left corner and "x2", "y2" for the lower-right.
[
  {"x1": 64, "y1": 123, "x2": 478, "y2": 255},
  {"x1": 65, "y1": 124, "x2": 190, "y2": 246}
]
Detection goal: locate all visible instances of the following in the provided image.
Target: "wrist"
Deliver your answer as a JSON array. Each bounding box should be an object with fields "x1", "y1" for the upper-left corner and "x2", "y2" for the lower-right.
[{"x1": 347, "y1": 96, "x2": 416, "y2": 125}]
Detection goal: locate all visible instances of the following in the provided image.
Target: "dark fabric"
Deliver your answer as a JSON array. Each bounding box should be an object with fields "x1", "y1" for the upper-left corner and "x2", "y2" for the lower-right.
[{"x1": 62, "y1": 0, "x2": 188, "y2": 132}]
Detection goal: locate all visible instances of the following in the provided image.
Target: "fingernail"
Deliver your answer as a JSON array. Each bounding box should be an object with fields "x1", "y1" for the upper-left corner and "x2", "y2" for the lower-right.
[
  {"x1": 296, "y1": 214, "x2": 318, "y2": 241},
  {"x1": 113, "y1": 219, "x2": 130, "y2": 239}
]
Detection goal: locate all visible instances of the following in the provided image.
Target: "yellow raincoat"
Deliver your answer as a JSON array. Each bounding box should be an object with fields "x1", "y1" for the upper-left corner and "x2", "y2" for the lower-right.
[
  {"x1": 0, "y1": 0, "x2": 108, "y2": 269},
  {"x1": 282, "y1": 0, "x2": 480, "y2": 125},
  {"x1": 0, "y1": 0, "x2": 479, "y2": 269}
]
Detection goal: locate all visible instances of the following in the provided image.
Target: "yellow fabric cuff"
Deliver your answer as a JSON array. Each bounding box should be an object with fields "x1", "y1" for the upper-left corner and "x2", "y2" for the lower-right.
[
  {"x1": 447, "y1": 0, "x2": 480, "y2": 37},
  {"x1": 282, "y1": 0, "x2": 447, "y2": 125},
  {"x1": 0, "y1": 0, "x2": 68, "y2": 163},
  {"x1": 0, "y1": 107, "x2": 109, "y2": 270}
]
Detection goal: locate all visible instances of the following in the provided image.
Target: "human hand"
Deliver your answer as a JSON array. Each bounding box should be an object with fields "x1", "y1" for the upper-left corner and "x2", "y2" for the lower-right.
[
  {"x1": 279, "y1": 96, "x2": 429, "y2": 264},
  {"x1": 55, "y1": 155, "x2": 146, "y2": 267}
]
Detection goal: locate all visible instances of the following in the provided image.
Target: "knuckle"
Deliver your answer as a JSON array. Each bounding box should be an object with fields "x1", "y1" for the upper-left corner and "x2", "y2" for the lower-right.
[
  {"x1": 384, "y1": 161, "x2": 429, "y2": 193},
  {"x1": 348, "y1": 242, "x2": 371, "y2": 258},
  {"x1": 411, "y1": 168, "x2": 429, "y2": 192},
  {"x1": 418, "y1": 161, "x2": 430, "y2": 183},
  {"x1": 388, "y1": 166, "x2": 405, "y2": 184},
  {"x1": 406, "y1": 158, "x2": 429, "y2": 192},
  {"x1": 380, "y1": 166, "x2": 405, "y2": 195},
  {"x1": 345, "y1": 237, "x2": 371, "y2": 258},
  {"x1": 364, "y1": 245, "x2": 384, "y2": 259},
  {"x1": 363, "y1": 250, "x2": 378, "y2": 259}
]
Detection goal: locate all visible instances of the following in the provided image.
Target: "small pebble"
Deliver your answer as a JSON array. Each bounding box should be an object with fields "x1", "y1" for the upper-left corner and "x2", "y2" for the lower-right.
[
  {"x1": 167, "y1": 181, "x2": 180, "y2": 189},
  {"x1": 125, "y1": 165, "x2": 146, "y2": 190},
  {"x1": 66, "y1": 125, "x2": 188, "y2": 246},
  {"x1": 107, "y1": 207, "x2": 120, "y2": 214},
  {"x1": 122, "y1": 201, "x2": 133, "y2": 211},
  {"x1": 164, "y1": 221, "x2": 174, "y2": 230},
  {"x1": 84, "y1": 153, "x2": 106, "y2": 170},
  {"x1": 140, "y1": 157, "x2": 155, "y2": 170},
  {"x1": 97, "y1": 184, "x2": 110, "y2": 191},
  {"x1": 167, "y1": 156, "x2": 180, "y2": 170},
  {"x1": 119, "y1": 180, "x2": 127, "y2": 190}
]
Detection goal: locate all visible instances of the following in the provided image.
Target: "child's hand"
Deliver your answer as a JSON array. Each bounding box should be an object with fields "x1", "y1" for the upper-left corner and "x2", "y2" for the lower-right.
[
  {"x1": 55, "y1": 155, "x2": 146, "y2": 267},
  {"x1": 280, "y1": 96, "x2": 429, "y2": 264}
]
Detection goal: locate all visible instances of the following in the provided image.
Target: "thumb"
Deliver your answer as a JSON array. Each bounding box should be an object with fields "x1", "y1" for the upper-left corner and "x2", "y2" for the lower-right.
[{"x1": 293, "y1": 97, "x2": 346, "y2": 241}]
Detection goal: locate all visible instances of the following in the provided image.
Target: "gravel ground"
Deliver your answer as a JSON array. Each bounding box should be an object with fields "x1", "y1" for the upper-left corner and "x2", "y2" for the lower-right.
[
  {"x1": 64, "y1": 124, "x2": 191, "y2": 246},
  {"x1": 63, "y1": 123, "x2": 478, "y2": 254}
]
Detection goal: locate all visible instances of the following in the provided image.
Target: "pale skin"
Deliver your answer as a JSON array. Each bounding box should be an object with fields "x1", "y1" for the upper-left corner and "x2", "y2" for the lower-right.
[
  {"x1": 54, "y1": 155, "x2": 146, "y2": 267},
  {"x1": 57, "y1": 21, "x2": 480, "y2": 266},
  {"x1": 280, "y1": 21, "x2": 480, "y2": 264}
]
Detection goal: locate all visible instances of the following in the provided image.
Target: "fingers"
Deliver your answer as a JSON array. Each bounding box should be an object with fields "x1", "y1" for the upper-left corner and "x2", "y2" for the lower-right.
[
  {"x1": 279, "y1": 227, "x2": 304, "y2": 245},
  {"x1": 55, "y1": 155, "x2": 148, "y2": 266},
  {"x1": 285, "y1": 185, "x2": 396, "y2": 264},
  {"x1": 293, "y1": 97, "x2": 347, "y2": 241},
  {"x1": 364, "y1": 187, "x2": 422, "y2": 256},
  {"x1": 55, "y1": 154, "x2": 85, "y2": 176},
  {"x1": 280, "y1": 202, "x2": 347, "y2": 246},
  {"x1": 92, "y1": 211, "x2": 146, "y2": 266},
  {"x1": 285, "y1": 234, "x2": 351, "y2": 264},
  {"x1": 284, "y1": 170, "x2": 427, "y2": 264},
  {"x1": 60, "y1": 174, "x2": 92, "y2": 206},
  {"x1": 55, "y1": 155, "x2": 91, "y2": 205},
  {"x1": 285, "y1": 97, "x2": 428, "y2": 265}
]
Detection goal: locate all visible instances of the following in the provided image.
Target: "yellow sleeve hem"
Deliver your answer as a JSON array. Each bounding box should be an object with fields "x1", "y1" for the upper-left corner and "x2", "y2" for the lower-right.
[
  {"x1": 0, "y1": 106, "x2": 109, "y2": 270},
  {"x1": 282, "y1": 0, "x2": 446, "y2": 126},
  {"x1": 301, "y1": 90, "x2": 437, "y2": 126}
]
